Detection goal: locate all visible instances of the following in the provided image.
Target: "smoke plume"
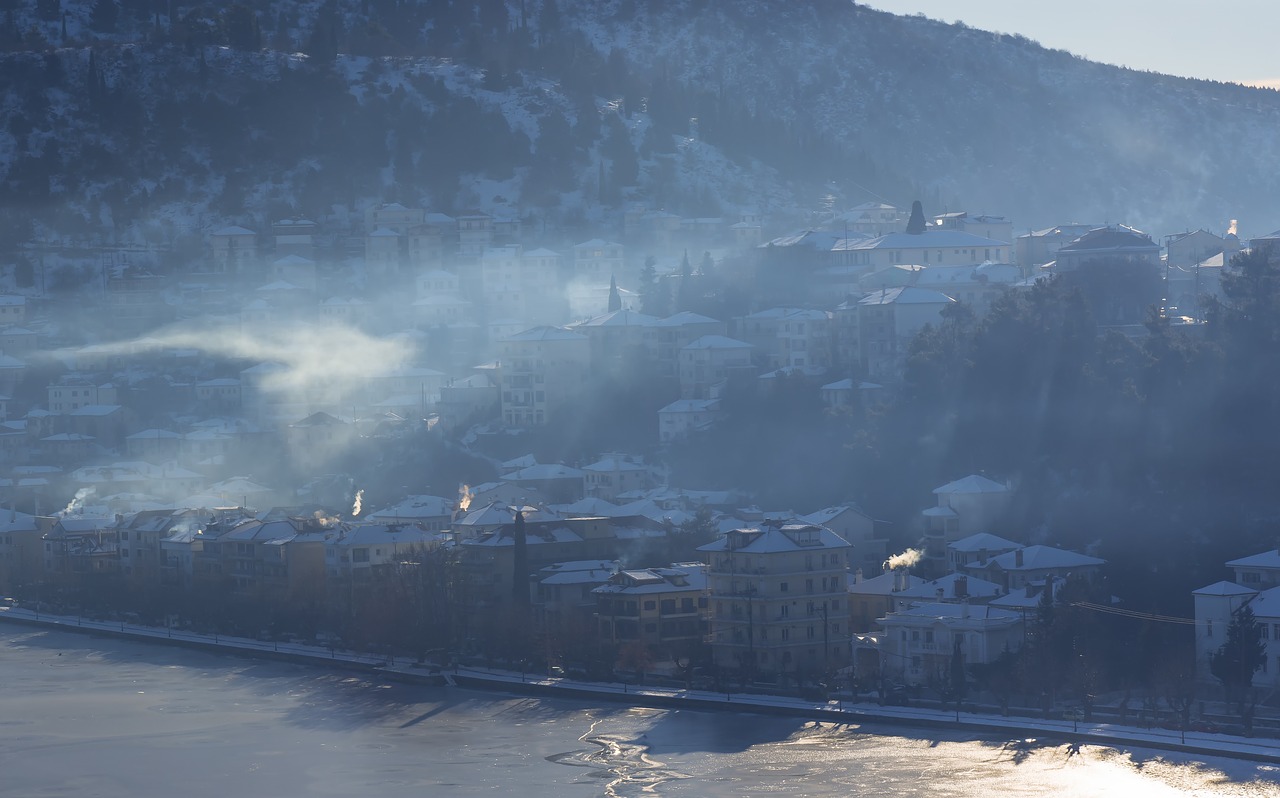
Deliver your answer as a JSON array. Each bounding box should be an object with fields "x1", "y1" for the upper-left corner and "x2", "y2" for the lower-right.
[
  {"x1": 351, "y1": 489, "x2": 364, "y2": 518},
  {"x1": 884, "y1": 548, "x2": 923, "y2": 571}
]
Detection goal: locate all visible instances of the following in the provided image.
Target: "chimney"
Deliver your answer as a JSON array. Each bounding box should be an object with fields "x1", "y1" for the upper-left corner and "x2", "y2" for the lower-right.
[
  {"x1": 954, "y1": 575, "x2": 968, "y2": 599},
  {"x1": 854, "y1": 567, "x2": 863, "y2": 584},
  {"x1": 893, "y1": 567, "x2": 908, "y2": 592},
  {"x1": 1014, "y1": 548, "x2": 1024, "y2": 568}
]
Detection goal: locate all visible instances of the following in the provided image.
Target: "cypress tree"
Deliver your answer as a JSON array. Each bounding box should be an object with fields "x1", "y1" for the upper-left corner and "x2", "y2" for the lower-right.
[
  {"x1": 906, "y1": 199, "x2": 928, "y2": 235},
  {"x1": 608, "y1": 274, "x2": 621, "y2": 312}
]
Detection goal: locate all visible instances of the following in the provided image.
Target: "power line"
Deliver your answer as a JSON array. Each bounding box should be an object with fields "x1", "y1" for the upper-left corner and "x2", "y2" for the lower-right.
[{"x1": 1069, "y1": 601, "x2": 1199, "y2": 625}]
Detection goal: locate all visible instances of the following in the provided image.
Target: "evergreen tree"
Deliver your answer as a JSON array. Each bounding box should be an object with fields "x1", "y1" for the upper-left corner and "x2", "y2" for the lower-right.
[
  {"x1": 905, "y1": 199, "x2": 927, "y2": 234},
  {"x1": 608, "y1": 274, "x2": 621, "y2": 312},
  {"x1": 1210, "y1": 604, "x2": 1266, "y2": 718},
  {"x1": 677, "y1": 249, "x2": 692, "y2": 311}
]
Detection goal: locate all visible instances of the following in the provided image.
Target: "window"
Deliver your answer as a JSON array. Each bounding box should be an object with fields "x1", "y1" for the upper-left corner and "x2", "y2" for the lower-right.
[
  {"x1": 643, "y1": 600, "x2": 656, "y2": 611},
  {"x1": 780, "y1": 582, "x2": 789, "y2": 592},
  {"x1": 780, "y1": 605, "x2": 789, "y2": 618},
  {"x1": 661, "y1": 599, "x2": 676, "y2": 614},
  {"x1": 352, "y1": 549, "x2": 369, "y2": 563},
  {"x1": 1207, "y1": 620, "x2": 1213, "y2": 638},
  {"x1": 807, "y1": 625, "x2": 815, "y2": 639},
  {"x1": 781, "y1": 628, "x2": 790, "y2": 641}
]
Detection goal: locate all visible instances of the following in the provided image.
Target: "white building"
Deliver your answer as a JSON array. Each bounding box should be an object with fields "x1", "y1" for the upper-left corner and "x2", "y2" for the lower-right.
[
  {"x1": 658, "y1": 398, "x2": 720, "y2": 443},
  {"x1": 498, "y1": 326, "x2": 590, "y2": 427},
  {"x1": 1194, "y1": 547, "x2": 1280, "y2": 688},
  {"x1": 678, "y1": 335, "x2": 754, "y2": 399},
  {"x1": 921, "y1": 475, "x2": 1011, "y2": 574},
  {"x1": 877, "y1": 602, "x2": 1024, "y2": 686},
  {"x1": 700, "y1": 524, "x2": 851, "y2": 677}
]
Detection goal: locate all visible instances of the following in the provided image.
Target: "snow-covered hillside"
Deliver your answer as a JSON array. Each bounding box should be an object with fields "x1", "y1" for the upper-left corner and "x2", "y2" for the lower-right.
[{"x1": 1, "y1": 0, "x2": 1278, "y2": 247}]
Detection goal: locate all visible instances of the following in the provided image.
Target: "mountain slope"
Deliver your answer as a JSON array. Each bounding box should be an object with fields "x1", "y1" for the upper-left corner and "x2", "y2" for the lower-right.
[{"x1": 0, "y1": 0, "x2": 1277, "y2": 248}]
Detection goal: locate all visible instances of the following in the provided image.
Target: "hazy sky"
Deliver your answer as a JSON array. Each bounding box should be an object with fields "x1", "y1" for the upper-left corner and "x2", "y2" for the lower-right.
[{"x1": 863, "y1": 1, "x2": 1280, "y2": 88}]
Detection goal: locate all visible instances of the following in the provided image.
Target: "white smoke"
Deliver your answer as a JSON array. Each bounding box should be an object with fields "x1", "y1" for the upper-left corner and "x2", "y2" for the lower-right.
[
  {"x1": 63, "y1": 319, "x2": 415, "y2": 414},
  {"x1": 62, "y1": 487, "x2": 96, "y2": 517},
  {"x1": 457, "y1": 484, "x2": 473, "y2": 514},
  {"x1": 884, "y1": 548, "x2": 923, "y2": 571},
  {"x1": 351, "y1": 489, "x2": 364, "y2": 518}
]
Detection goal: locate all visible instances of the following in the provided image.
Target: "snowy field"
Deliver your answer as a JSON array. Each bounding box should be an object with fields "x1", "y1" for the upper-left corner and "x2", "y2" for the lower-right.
[{"x1": 2, "y1": 626, "x2": 1278, "y2": 798}]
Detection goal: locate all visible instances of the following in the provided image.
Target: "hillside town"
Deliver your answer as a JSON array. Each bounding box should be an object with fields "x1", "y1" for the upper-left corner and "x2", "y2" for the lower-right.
[{"x1": 0, "y1": 197, "x2": 1277, "y2": 723}]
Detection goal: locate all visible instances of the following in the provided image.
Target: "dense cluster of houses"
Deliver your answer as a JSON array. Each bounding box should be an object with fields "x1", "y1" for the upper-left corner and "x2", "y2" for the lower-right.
[
  {"x1": 0, "y1": 456, "x2": 1113, "y2": 685},
  {"x1": 1, "y1": 197, "x2": 1273, "y2": 686}
]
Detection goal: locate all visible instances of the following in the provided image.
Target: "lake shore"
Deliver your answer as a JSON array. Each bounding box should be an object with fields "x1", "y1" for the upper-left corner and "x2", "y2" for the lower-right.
[{"x1": 4, "y1": 605, "x2": 1278, "y2": 765}]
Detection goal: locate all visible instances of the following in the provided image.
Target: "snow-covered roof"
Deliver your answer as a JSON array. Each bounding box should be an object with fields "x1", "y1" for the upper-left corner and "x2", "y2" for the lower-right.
[
  {"x1": 502, "y1": 454, "x2": 539, "y2": 470},
  {"x1": 893, "y1": 573, "x2": 1004, "y2": 600},
  {"x1": 367, "y1": 495, "x2": 454, "y2": 520},
  {"x1": 329, "y1": 522, "x2": 443, "y2": 548},
  {"x1": 983, "y1": 545, "x2": 1105, "y2": 572},
  {"x1": 574, "y1": 238, "x2": 622, "y2": 250},
  {"x1": 858, "y1": 286, "x2": 955, "y2": 306},
  {"x1": 213, "y1": 225, "x2": 255, "y2": 236},
  {"x1": 503, "y1": 326, "x2": 587, "y2": 343},
  {"x1": 1192, "y1": 580, "x2": 1257, "y2": 597},
  {"x1": 523, "y1": 247, "x2": 559, "y2": 258},
  {"x1": 659, "y1": 398, "x2": 719, "y2": 413},
  {"x1": 699, "y1": 525, "x2": 850, "y2": 553},
  {"x1": 682, "y1": 334, "x2": 752, "y2": 350},
  {"x1": 798, "y1": 505, "x2": 869, "y2": 526},
  {"x1": 933, "y1": 475, "x2": 1008, "y2": 494},
  {"x1": 572, "y1": 309, "x2": 661, "y2": 328},
  {"x1": 948, "y1": 532, "x2": 1021, "y2": 553},
  {"x1": 593, "y1": 565, "x2": 707, "y2": 595},
  {"x1": 655, "y1": 311, "x2": 721, "y2": 327},
  {"x1": 848, "y1": 570, "x2": 926, "y2": 595},
  {"x1": 846, "y1": 230, "x2": 1011, "y2": 250},
  {"x1": 503, "y1": 464, "x2": 585, "y2": 481},
  {"x1": 1225, "y1": 550, "x2": 1280, "y2": 569},
  {"x1": 127, "y1": 429, "x2": 182, "y2": 440},
  {"x1": 582, "y1": 457, "x2": 648, "y2": 473},
  {"x1": 454, "y1": 502, "x2": 560, "y2": 527},
  {"x1": 821, "y1": 378, "x2": 854, "y2": 391}
]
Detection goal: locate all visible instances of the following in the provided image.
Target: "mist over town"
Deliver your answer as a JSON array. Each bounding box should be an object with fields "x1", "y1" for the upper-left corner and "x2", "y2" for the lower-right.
[{"x1": 2, "y1": 1, "x2": 1280, "y2": 791}]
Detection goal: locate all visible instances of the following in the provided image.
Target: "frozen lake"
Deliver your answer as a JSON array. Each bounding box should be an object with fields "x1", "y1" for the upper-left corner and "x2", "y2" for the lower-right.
[{"x1": 2, "y1": 627, "x2": 1277, "y2": 797}]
